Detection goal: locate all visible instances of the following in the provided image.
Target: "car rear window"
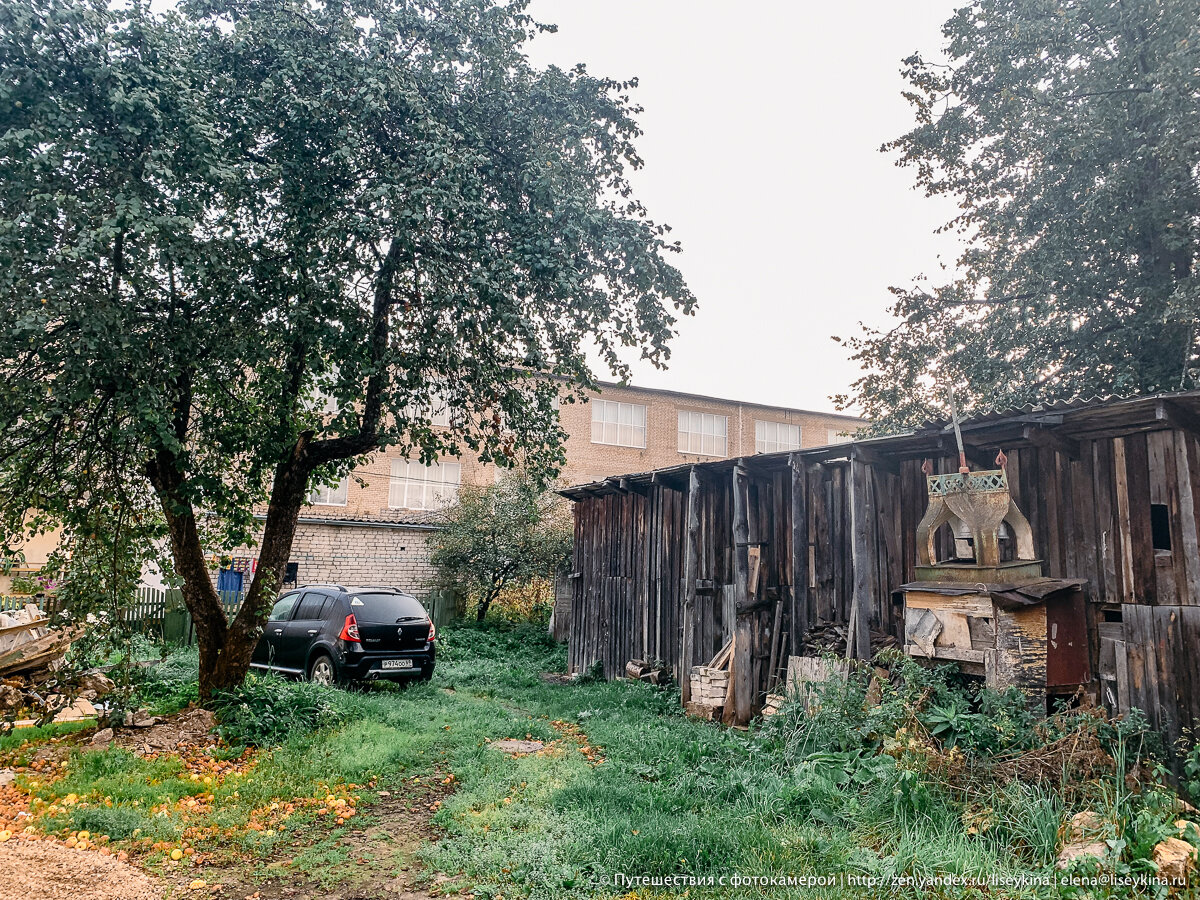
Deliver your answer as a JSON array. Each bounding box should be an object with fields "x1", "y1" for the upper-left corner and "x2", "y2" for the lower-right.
[{"x1": 346, "y1": 592, "x2": 426, "y2": 623}]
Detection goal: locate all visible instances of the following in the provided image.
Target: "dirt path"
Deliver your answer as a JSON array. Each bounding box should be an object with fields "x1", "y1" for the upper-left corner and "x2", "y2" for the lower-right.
[
  {"x1": 0, "y1": 785, "x2": 455, "y2": 900},
  {"x1": 0, "y1": 838, "x2": 164, "y2": 900},
  {"x1": 180, "y1": 777, "x2": 458, "y2": 900}
]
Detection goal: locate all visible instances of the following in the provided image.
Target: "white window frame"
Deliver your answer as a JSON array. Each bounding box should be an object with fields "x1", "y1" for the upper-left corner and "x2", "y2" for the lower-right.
[
  {"x1": 755, "y1": 420, "x2": 801, "y2": 454},
  {"x1": 678, "y1": 410, "x2": 728, "y2": 457},
  {"x1": 827, "y1": 428, "x2": 853, "y2": 444},
  {"x1": 404, "y1": 390, "x2": 452, "y2": 427},
  {"x1": 590, "y1": 400, "x2": 647, "y2": 449},
  {"x1": 388, "y1": 459, "x2": 462, "y2": 510},
  {"x1": 307, "y1": 476, "x2": 349, "y2": 507}
]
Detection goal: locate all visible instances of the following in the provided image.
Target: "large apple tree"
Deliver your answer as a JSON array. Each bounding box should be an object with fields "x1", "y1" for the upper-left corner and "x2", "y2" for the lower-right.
[{"x1": 0, "y1": 0, "x2": 693, "y2": 697}]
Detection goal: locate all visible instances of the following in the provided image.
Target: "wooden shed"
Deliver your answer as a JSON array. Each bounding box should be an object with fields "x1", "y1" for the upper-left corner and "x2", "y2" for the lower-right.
[{"x1": 561, "y1": 391, "x2": 1200, "y2": 754}]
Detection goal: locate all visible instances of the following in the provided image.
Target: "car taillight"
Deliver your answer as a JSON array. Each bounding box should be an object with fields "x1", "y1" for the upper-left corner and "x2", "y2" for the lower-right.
[
  {"x1": 339, "y1": 614, "x2": 361, "y2": 643},
  {"x1": 427, "y1": 617, "x2": 436, "y2": 642}
]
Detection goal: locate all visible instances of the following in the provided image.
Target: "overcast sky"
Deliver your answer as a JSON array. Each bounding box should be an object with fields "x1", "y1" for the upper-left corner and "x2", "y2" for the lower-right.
[{"x1": 524, "y1": 1, "x2": 962, "y2": 414}]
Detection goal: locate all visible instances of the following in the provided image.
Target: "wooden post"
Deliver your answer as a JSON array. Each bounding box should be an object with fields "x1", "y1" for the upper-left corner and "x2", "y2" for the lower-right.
[
  {"x1": 847, "y1": 456, "x2": 873, "y2": 661},
  {"x1": 727, "y1": 462, "x2": 754, "y2": 725},
  {"x1": 681, "y1": 467, "x2": 701, "y2": 704},
  {"x1": 767, "y1": 599, "x2": 785, "y2": 691},
  {"x1": 790, "y1": 453, "x2": 810, "y2": 651}
]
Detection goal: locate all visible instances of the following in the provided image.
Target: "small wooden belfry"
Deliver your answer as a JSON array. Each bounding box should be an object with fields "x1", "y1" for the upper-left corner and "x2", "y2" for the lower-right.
[{"x1": 900, "y1": 458, "x2": 1090, "y2": 705}]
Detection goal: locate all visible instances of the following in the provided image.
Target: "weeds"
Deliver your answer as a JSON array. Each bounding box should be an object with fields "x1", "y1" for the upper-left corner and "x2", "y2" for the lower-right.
[
  {"x1": 5, "y1": 624, "x2": 1196, "y2": 899},
  {"x1": 211, "y1": 674, "x2": 349, "y2": 747}
]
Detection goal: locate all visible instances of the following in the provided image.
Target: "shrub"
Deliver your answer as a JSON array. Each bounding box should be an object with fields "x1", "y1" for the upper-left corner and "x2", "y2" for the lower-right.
[
  {"x1": 486, "y1": 578, "x2": 556, "y2": 625},
  {"x1": 211, "y1": 674, "x2": 349, "y2": 747},
  {"x1": 1183, "y1": 737, "x2": 1200, "y2": 805},
  {"x1": 430, "y1": 469, "x2": 572, "y2": 622}
]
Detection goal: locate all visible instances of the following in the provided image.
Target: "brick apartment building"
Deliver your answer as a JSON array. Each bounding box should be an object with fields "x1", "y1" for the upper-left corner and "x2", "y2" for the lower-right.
[{"x1": 220, "y1": 382, "x2": 861, "y2": 597}]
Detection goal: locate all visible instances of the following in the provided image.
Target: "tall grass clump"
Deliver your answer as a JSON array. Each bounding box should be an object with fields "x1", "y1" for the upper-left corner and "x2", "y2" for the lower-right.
[
  {"x1": 128, "y1": 644, "x2": 200, "y2": 713},
  {"x1": 211, "y1": 674, "x2": 350, "y2": 747},
  {"x1": 753, "y1": 649, "x2": 1195, "y2": 891}
]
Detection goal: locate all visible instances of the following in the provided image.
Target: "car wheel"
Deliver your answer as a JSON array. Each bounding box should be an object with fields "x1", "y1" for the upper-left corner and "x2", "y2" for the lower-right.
[
  {"x1": 308, "y1": 653, "x2": 338, "y2": 686},
  {"x1": 419, "y1": 664, "x2": 435, "y2": 682}
]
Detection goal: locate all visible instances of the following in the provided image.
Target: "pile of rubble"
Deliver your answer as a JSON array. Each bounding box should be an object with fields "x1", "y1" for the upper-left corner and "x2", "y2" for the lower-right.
[
  {"x1": 0, "y1": 670, "x2": 115, "y2": 726},
  {"x1": 0, "y1": 604, "x2": 76, "y2": 677},
  {"x1": 0, "y1": 602, "x2": 112, "y2": 725},
  {"x1": 1057, "y1": 809, "x2": 1198, "y2": 886},
  {"x1": 95, "y1": 707, "x2": 218, "y2": 755}
]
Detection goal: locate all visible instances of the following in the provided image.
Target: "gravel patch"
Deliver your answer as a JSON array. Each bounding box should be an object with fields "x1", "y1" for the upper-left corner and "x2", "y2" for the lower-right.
[{"x1": 0, "y1": 839, "x2": 164, "y2": 900}]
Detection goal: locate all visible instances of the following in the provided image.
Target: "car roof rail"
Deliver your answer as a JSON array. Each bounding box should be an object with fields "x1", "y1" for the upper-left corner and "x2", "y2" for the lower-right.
[
  {"x1": 345, "y1": 584, "x2": 404, "y2": 592},
  {"x1": 298, "y1": 583, "x2": 347, "y2": 592}
]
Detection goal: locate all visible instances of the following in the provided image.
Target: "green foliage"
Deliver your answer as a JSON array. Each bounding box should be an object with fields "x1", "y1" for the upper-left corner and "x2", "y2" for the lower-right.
[
  {"x1": 923, "y1": 686, "x2": 1033, "y2": 755},
  {"x1": 0, "y1": 720, "x2": 89, "y2": 755},
  {"x1": 1183, "y1": 737, "x2": 1200, "y2": 805},
  {"x1": 431, "y1": 470, "x2": 573, "y2": 621},
  {"x1": 63, "y1": 803, "x2": 149, "y2": 841},
  {"x1": 0, "y1": 0, "x2": 692, "y2": 692},
  {"x1": 211, "y1": 674, "x2": 350, "y2": 748},
  {"x1": 7, "y1": 570, "x2": 40, "y2": 594},
  {"x1": 760, "y1": 653, "x2": 1037, "y2": 767},
  {"x1": 574, "y1": 659, "x2": 606, "y2": 685},
  {"x1": 485, "y1": 579, "x2": 557, "y2": 626},
  {"x1": 13, "y1": 627, "x2": 1193, "y2": 899},
  {"x1": 842, "y1": 0, "x2": 1200, "y2": 430},
  {"x1": 129, "y1": 645, "x2": 201, "y2": 715}
]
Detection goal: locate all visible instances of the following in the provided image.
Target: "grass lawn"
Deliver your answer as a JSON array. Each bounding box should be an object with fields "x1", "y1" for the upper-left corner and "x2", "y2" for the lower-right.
[{"x1": 0, "y1": 624, "x2": 1189, "y2": 899}]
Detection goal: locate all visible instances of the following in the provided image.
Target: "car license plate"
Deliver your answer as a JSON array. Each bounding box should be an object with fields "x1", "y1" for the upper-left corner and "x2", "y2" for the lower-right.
[{"x1": 381, "y1": 659, "x2": 413, "y2": 670}]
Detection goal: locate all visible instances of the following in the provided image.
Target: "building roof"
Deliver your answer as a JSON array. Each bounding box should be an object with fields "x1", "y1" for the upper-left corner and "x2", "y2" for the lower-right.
[
  {"x1": 560, "y1": 389, "x2": 1200, "y2": 500},
  {"x1": 587, "y1": 378, "x2": 863, "y2": 422}
]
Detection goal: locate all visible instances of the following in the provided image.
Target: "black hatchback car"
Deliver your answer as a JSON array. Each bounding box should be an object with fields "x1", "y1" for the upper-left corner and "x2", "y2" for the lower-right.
[{"x1": 249, "y1": 584, "x2": 436, "y2": 685}]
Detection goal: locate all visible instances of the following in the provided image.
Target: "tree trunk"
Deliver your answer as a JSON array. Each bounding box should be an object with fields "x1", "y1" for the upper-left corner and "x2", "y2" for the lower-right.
[
  {"x1": 476, "y1": 584, "x2": 504, "y2": 622},
  {"x1": 208, "y1": 437, "x2": 314, "y2": 695},
  {"x1": 148, "y1": 457, "x2": 229, "y2": 701},
  {"x1": 150, "y1": 437, "x2": 314, "y2": 701}
]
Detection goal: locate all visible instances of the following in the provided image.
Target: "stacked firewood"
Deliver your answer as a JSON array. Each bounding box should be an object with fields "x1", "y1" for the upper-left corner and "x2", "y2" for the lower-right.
[
  {"x1": 797, "y1": 622, "x2": 898, "y2": 658},
  {"x1": 624, "y1": 658, "x2": 672, "y2": 686}
]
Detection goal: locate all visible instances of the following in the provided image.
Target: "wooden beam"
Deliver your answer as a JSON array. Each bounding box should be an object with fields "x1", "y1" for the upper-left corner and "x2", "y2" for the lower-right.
[
  {"x1": 767, "y1": 599, "x2": 785, "y2": 692},
  {"x1": 726, "y1": 463, "x2": 754, "y2": 725},
  {"x1": 850, "y1": 444, "x2": 900, "y2": 477},
  {"x1": 1022, "y1": 424, "x2": 1080, "y2": 460},
  {"x1": 1156, "y1": 399, "x2": 1200, "y2": 441},
  {"x1": 931, "y1": 434, "x2": 1001, "y2": 469},
  {"x1": 847, "y1": 457, "x2": 873, "y2": 661},
  {"x1": 680, "y1": 467, "x2": 702, "y2": 705},
  {"x1": 789, "y1": 454, "x2": 811, "y2": 650}
]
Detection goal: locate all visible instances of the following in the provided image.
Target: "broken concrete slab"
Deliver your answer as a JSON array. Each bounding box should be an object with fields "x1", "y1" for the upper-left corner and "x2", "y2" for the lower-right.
[
  {"x1": 77, "y1": 672, "x2": 116, "y2": 697},
  {"x1": 124, "y1": 708, "x2": 159, "y2": 728},
  {"x1": 90, "y1": 728, "x2": 114, "y2": 746}
]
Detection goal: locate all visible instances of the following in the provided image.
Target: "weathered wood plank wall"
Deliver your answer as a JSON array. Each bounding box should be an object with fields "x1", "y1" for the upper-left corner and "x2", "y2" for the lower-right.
[{"x1": 567, "y1": 421, "x2": 1200, "y2": 755}]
